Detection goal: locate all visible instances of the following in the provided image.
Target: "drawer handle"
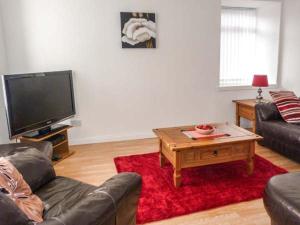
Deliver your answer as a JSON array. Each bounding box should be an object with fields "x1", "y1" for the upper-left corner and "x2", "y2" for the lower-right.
[{"x1": 213, "y1": 150, "x2": 218, "y2": 156}]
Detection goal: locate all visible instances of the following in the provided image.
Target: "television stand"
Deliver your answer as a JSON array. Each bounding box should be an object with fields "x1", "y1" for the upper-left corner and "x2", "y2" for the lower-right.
[
  {"x1": 23, "y1": 124, "x2": 69, "y2": 139},
  {"x1": 19, "y1": 125, "x2": 74, "y2": 164}
]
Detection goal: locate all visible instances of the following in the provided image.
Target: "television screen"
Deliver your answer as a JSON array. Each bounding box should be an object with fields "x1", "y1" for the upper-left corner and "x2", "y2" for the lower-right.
[{"x1": 2, "y1": 70, "x2": 76, "y2": 138}]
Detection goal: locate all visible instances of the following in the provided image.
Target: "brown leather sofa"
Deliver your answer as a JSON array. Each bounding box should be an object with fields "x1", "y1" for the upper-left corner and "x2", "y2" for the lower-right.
[
  {"x1": 256, "y1": 103, "x2": 300, "y2": 224},
  {"x1": 264, "y1": 173, "x2": 300, "y2": 225},
  {"x1": 255, "y1": 102, "x2": 300, "y2": 162},
  {"x1": 0, "y1": 142, "x2": 142, "y2": 225}
]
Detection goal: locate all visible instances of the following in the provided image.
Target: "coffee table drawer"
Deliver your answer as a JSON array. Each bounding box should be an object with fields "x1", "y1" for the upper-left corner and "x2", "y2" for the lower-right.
[
  {"x1": 182, "y1": 143, "x2": 250, "y2": 166},
  {"x1": 201, "y1": 146, "x2": 232, "y2": 160}
]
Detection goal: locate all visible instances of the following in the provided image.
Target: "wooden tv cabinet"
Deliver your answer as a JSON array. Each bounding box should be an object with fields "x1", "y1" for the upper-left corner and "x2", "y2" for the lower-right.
[{"x1": 19, "y1": 125, "x2": 74, "y2": 164}]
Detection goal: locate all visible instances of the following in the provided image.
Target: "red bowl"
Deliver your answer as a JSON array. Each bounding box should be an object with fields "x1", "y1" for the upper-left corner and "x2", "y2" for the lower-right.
[{"x1": 195, "y1": 124, "x2": 215, "y2": 135}]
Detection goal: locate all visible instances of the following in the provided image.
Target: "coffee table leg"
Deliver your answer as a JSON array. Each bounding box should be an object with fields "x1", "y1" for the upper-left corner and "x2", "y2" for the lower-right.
[
  {"x1": 159, "y1": 139, "x2": 166, "y2": 167},
  {"x1": 160, "y1": 152, "x2": 166, "y2": 167},
  {"x1": 173, "y1": 169, "x2": 181, "y2": 187},
  {"x1": 247, "y1": 157, "x2": 254, "y2": 175},
  {"x1": 247, "y1": 142, "x2": 255, "y2": 175}
]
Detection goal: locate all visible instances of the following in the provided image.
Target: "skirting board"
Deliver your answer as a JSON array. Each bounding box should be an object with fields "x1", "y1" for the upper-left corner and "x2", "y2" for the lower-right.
[{"x1": 69, "y1": 132, "x2": 156, "y2": 145}]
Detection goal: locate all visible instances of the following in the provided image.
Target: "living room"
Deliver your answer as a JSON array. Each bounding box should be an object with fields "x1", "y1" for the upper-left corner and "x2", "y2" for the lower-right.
[{"x1": 0, "y1": 0, "x2": 300, "y2": 224}]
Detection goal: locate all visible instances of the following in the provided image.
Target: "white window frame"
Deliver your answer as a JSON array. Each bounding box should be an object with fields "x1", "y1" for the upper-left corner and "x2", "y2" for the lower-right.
[{"x1": 219, "y1": 0, "x2": 282, "y2": 90}]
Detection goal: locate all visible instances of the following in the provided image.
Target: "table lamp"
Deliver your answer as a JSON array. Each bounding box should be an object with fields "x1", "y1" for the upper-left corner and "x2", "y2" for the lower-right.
[{"x1": 252, "y1": 75, "x2": 269, "y2": 102}]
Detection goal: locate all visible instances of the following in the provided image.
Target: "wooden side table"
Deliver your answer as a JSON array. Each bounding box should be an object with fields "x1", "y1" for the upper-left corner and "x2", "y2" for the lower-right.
[{"x1": 232, "y1": 99, "x2": 257, "y2": 133}]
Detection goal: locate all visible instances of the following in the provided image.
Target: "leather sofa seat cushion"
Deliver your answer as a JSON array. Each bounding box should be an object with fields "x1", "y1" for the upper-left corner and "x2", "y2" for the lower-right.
[
  {"x1": 35, "y1": 176, "x2": 98, "y2": 219},
  {"x1": 35, "y1": 176, "x2": 120, "y2": 225},
  {"x1": 264, "y1": 172, "x2": 300, "y2": 225},
  {"x1": 260, "y1": 120, "x2": 300, "y2": 144},
  {"x1": 5, "y1": 147, "x2": 56, "y2": 192},
  {"x1": 35, "y1": 173, "x2": 141, "y2": 225}
]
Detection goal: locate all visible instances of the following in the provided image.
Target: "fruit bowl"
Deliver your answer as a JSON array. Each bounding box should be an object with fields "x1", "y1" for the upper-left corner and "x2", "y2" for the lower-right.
[{"x1": 195, "y1": 124, "x2": 215, "y2": 135}]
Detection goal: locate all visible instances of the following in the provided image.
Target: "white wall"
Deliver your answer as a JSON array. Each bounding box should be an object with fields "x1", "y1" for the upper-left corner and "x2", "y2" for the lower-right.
[
  {"x1": 280, "y1": 0, "x2": 300, "y2": 94},
  {"x1": 0, "y1": 9, "x2": 8, "y2": 144},
  {"x1": 0, "y1": 0, "x2": 269, "y2": 144}
]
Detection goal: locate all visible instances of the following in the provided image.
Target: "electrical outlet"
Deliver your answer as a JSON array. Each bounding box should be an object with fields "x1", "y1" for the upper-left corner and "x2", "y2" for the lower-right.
[{"x1": 70, "y1": 119, "x2": 82, "y2": 127}]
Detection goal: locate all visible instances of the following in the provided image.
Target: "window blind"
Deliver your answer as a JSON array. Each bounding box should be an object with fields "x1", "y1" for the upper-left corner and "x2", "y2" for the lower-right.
[{"x1": 220, "y1": 7, "x2": 257, "y2": 87}]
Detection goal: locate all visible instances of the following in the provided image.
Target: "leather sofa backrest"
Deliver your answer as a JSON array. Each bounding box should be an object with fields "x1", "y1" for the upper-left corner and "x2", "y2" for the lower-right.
[
  {"x1": 0, "y1": 142, "x2": 53, "y2": 160},
  {"x1": 3, "y1": 147, "x2": 56, "y2": 192},
  {"x1": 255, "y1": 102, "x2": 282, "y2": 121}
]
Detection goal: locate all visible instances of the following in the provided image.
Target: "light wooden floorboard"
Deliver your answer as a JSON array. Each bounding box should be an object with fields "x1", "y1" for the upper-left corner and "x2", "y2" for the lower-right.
[{"x1": 54, "y1": 138, "x2": 300, "y2": 225}]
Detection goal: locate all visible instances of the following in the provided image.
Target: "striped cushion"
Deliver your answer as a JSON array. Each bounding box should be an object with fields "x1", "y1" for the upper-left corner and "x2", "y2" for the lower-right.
[{"x1": 269, "y1": 91, "x2": 300, "y2": 123}]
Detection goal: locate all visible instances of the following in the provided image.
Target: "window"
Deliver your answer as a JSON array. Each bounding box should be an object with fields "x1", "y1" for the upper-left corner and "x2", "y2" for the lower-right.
[
  {"x1": 220, "y1": 7, "x2": 257, "y2": 87},
  {"x1": 219, "y1": 1, "x2": 281, "y2": 88}
]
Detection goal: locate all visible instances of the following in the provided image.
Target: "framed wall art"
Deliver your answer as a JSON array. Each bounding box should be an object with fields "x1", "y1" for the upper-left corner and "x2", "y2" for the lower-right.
[{"x1": 120, "y1": 12, "x2": 156, "y2": 49}]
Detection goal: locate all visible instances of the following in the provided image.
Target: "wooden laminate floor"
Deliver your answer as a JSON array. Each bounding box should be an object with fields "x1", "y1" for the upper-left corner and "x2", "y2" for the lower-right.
[{"x1": 54, "y1": 138, "x2": 300, "y2": 225}]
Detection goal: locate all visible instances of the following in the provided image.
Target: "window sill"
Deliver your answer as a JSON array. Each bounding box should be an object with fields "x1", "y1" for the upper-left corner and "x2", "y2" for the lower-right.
[{"x1": 218, "y1": 84, "x2": 278, "y2": 91}]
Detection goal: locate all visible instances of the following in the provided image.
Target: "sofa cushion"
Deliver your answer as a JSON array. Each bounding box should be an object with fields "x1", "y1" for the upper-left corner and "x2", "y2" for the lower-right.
[
  {"x1": 0, "y1": 157, "x2": 44, "y2": 222},
  {"x1": 4, "y1": 147, "x2": 56, "y2": 192},
  {"x1": 35, "y1": 173, "x2": 141, "y2": 225},
  {"x1": 270, "y1": 91, "x2": 300, "y2": 123},
  {"x1": 35, "y1": 176, "x2": 97, "y2": 219},
  {"x1": 259, "y1": 120, "x2": 300, "y2": 144},
  {"x1": 264, "y1": 172, "x2": 300, "y2": 225}
]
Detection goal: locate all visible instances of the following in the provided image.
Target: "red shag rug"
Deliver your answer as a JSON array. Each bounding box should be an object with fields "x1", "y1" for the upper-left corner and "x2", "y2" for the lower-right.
[{"x1": 114, "y1": 152, "x2": 287, "y2": 224}]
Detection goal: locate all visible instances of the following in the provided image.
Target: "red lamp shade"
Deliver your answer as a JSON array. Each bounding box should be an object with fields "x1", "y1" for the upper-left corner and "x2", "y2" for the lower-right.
[{"x1": 252, "y1": 75, "x2": 269, "y2": 87}]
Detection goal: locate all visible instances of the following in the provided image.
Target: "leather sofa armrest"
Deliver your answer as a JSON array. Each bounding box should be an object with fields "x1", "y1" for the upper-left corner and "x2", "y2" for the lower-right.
[
  {"x1": 255, "y1": 102, "x2": 282, "y2": 122},
  {"x1": 104, "y1": 172, "x2": 142, "y2": 225},
  {"x1": 39, "y1": 172, "x2": 142, "y2": 225},
  {"x1": 263, "y1": 173, "x2": 300, "y2": 225},
  {"x1": 255, "y1": 102, "x2": 282, "y2": 135}
]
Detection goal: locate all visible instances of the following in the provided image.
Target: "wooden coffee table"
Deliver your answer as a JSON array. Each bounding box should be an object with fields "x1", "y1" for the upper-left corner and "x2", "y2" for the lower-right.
[{"x1": 153, "y1": 123, "x2": 262, "y2": 187}]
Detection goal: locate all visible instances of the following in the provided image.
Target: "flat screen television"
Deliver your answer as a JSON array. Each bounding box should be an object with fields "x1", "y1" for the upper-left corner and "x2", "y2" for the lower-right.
[{"x1": 2, "y1": 70, "x2": 76, "y2": 139}]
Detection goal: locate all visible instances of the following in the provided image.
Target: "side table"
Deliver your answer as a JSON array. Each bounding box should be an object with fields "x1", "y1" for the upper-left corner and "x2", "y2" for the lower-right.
[{"x1": 233, "y1": 99, "x2": 257, "y2": 133}]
